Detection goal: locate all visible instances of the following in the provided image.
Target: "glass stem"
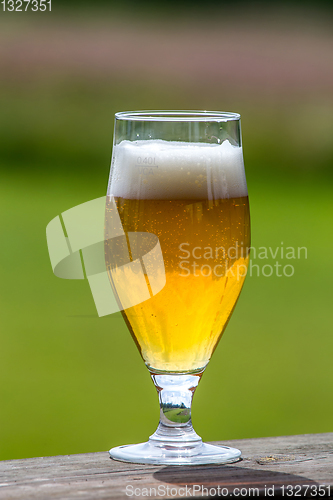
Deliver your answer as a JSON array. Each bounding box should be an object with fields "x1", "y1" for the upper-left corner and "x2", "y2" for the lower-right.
[{"x1": 149, "y1": 371, "x2": 204, "y2": 450}]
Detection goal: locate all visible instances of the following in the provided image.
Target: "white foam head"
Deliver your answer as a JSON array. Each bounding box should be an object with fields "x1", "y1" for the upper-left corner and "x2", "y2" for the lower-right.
[{"x1": 108, "y1": 139, "x2": 248, "y2": 200}]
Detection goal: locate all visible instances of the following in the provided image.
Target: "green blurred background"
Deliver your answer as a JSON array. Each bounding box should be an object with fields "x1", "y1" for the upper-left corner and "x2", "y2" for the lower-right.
[{"x1": 0, "y1": 0, "x2": 332, "y2": 461}]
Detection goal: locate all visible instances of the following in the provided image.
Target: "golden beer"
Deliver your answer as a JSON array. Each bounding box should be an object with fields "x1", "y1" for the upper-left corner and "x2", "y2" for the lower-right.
[
  {"x1": 111, "y1": 195, "x2": 250, "y2": 372},
  {"x1": 105, "y1": 139, "x2": 250, "y2": 373}
]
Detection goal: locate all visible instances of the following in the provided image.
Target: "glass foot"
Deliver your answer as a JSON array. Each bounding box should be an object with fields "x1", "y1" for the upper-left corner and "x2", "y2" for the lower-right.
[{"x1": 109, "y1": 441, "x2": 241, "y2": 465}]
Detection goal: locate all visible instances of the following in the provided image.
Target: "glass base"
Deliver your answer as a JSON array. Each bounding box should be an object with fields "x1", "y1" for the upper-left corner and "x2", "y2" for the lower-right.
[{"x1": 109, "y1": 441, "x2": 241, "y2": 465}]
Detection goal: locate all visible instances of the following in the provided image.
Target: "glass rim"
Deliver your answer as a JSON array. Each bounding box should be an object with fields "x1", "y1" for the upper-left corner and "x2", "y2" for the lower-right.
[{"x1": 115, "y1": 110, "x2": 241, "y2": 122}]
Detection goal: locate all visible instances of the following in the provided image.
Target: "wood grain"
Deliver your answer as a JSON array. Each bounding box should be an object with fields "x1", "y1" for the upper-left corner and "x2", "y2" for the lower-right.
[{"x1": 0, "y1": 434, "x2": 332, "y2": 499}]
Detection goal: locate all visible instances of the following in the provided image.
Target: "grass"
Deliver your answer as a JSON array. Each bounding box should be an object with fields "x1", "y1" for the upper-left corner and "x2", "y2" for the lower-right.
[
  {"x1": 164, "y1": 409, "x2": 191, "y2": 424},
  {"x1": 0, "y1": 80, "x2": 332, "y2": 460}
]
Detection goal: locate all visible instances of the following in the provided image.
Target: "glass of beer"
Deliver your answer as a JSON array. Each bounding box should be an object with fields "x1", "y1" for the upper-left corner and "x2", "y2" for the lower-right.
[{"x1": 105, "y1": 111, "x2": 250, "y2": 465}]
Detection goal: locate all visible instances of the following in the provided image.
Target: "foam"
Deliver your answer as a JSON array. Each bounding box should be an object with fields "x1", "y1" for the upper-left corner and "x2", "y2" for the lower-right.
[{"x1": 108, "y1": 139, "x2": 248, "y2": 200}]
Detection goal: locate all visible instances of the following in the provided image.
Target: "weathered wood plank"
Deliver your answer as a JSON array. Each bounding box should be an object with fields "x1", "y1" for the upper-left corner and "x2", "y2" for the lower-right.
[{"x1": 0, "y1": 433, "x2": 332, "y2": 499}]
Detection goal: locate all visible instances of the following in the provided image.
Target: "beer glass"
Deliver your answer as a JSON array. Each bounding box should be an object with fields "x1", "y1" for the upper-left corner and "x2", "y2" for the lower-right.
[{"x1": 105, "y1": 111, "x2": 250, "y2": 465}]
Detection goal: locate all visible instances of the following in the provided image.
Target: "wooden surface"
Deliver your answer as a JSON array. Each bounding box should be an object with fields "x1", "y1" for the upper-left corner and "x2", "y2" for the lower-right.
[{"x1": 0, "y1": 433, "x2": 332, "y2": 499}]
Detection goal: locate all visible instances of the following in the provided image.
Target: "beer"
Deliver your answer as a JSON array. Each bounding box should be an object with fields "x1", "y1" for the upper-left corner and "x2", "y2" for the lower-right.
[{"x1": 106, "y1": 139, "x2": 250, "y2": 373}]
